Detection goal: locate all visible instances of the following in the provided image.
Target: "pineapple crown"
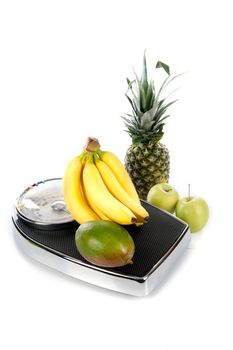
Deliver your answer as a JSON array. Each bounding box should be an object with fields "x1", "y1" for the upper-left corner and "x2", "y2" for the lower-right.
[{"x1": 122, "y1": 52, "x2": 181, "y2": 144}]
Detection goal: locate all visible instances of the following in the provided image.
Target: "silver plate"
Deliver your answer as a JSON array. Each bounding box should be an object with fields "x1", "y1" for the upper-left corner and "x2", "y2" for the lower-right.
[{"x1": 16, "y1": 178, "x2": 73, "y2": 228}]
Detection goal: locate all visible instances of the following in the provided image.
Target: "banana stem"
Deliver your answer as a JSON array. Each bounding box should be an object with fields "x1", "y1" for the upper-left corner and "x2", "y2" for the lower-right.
[
  {"x1": 86, "y1": 152, "x2": 95, "y2": 164},
  {"x1": 84, "y1": 137, "x2": 101, "y2": 152},
  {"x1": 97, "y1": 150, "x2": 105, "y2": 159},
  {"x1": 93, "y1": 153, "x2": 99, "y2": 164}
]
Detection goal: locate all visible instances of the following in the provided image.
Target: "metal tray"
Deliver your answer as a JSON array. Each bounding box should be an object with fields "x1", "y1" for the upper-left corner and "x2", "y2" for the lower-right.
[{"x1": 12, "y1": 197, "x2": 190, "y2": 296}]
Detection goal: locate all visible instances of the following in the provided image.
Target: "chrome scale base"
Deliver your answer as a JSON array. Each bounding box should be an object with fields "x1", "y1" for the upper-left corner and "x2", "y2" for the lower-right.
[{"x1": 12, "y1": 202, "x2": 191, "y2": 296}]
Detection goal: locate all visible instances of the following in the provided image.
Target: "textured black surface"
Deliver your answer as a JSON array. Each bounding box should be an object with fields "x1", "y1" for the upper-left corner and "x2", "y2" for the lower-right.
[{"x1": 14, "y1": 201, "x2": 187, "y2": 278}]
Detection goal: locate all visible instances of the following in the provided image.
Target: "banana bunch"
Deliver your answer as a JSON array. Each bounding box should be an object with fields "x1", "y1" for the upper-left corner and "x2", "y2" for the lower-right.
[{"x1": 63, "y1": 137, "x2": 149, "y2": 225}]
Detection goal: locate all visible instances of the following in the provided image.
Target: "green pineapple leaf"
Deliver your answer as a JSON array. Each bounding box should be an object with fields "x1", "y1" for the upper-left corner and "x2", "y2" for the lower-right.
[
  {"x1": 152, "y1": 73, "x2": 182, "y2": 112},
  {"x1": 126, "y1": 78, "x2": 136, "y2": 90},
  {"x1": 121, "y1": 116, "x2": 131, "y2": 124},
  {"x1": 141, "y1": 51, "x2": 149, "y2": 93},
  {"x1": 126, "y1": 77, "x2": 131, "y2": 85},
  {"x1": 145, "y1": 81, "x2": 154, "y2": 109},
  {"x1": 125, "y1": 94, "x2": 135, "y2": 112},
  {"x1": 157, "y1": 99, "x2": 178, "y2": 116},
  {"x1": 163, "y1": 73, "x2": 184, "y2": 89},
  {"x1": 133, "y1": 68, "x2": 147, "y2": 112},
  {"x1": 140, "y1": 87, "x2": 147, "y2": 112},
  {"x1": 156, "y1": 61, "x2": 170, "y2": 75},
  {"x1": 125, "y1": 94, "x2": 143, "y2": 117},
  {"x1": 123, "y1": 53, "x2": 182, "y2": 145},
  {"x1": 127, "y1": 75, "x2": 141, "y2": 112},
  {"x1": 153, "y1": 115, "x2": 170, "y2": 130}
]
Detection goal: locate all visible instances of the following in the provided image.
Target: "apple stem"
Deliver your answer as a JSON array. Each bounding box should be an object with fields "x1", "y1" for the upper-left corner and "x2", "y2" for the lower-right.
[{"x1": 188, "y1": 183, "x2": 191, "y2": 200}]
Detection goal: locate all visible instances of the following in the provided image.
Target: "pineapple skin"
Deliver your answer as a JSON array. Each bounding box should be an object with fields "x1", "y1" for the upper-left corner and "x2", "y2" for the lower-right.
[{"x1": 125, "y1": 141, "x2": 170, "y2": 200}]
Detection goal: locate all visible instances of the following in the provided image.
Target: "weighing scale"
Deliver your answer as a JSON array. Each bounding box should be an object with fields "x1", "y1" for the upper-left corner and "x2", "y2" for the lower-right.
[{"x1": 12, "y1": 178, "x2": 191, "y2": 296}]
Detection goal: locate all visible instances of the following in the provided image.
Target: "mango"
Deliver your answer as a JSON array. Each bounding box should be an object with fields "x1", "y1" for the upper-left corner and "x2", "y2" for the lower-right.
[{"x1": 75, "y1": 220, "x2": 135, "y2": 267}]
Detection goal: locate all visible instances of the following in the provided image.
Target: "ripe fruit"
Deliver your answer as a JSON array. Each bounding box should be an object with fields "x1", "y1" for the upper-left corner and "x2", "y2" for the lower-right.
[
  {"x1": 99, "y1": 151, "x2": 140, "y2": 203},
  {"x1": 63, "y1": 137, "x2": 149, "y2": 225},
  {"x1": 62, "y1": 156, "x2": 99, "y2": 224},
  {"x1": 83, "y1": 157, "x2": 137, "y2": 225},
  {"x1": 123, "y1": 52, "x2": 182, "y2": 199},
  {"x1": 147, "y1": 183, "x2": 179, "y2": 213},
  {"x1": 94, "y1": 154, "x2": 149, "y2": 222},
  {"x1": 75, "y1": 221, "x2": 135, "y2": 267},
  {"x1": 176, "y1": 197, "x2": 209, "y2": 233},
  {"x1": 175, "y1": 185, "x2": 209, "y2": 233}
]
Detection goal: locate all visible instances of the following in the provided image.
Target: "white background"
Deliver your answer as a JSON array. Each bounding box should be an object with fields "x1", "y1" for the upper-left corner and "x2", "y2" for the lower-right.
[{"x1": 0, "y1": 1, "x2": 232, "y2": 349}]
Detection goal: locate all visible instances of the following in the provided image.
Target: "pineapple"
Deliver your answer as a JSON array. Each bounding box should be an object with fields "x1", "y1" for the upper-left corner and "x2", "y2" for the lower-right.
[{"x1": 123, "y1": 53, "x2": 180, "y2": 199}]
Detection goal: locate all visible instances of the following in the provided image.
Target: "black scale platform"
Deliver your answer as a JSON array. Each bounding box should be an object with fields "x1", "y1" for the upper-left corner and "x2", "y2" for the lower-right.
[{"x1": 13, "y1": 201, "x2": 187, "y2": 279}]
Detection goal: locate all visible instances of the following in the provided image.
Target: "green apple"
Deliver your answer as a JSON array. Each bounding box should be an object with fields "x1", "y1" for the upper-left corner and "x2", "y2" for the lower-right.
[
  {"x1": 176, "y1": 197, "x2": 209, "y2": 233},
  {"x1": 147, "y1": 183, "x2": 179, "y2": 213}
]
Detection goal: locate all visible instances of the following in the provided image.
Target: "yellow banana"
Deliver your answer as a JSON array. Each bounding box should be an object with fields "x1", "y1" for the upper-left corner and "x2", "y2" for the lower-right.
[
  {"x1": 87, "y1": 202, "x2": 110, "y2": 221},
  {"x1": 63, "y1": 156, "x2": 99, "y2": 224},
  {"x1": 99, "y1": 151, "x2": 140, "y2": 203},
  {"x1": 83, "y1": 159, "x2": 137, "y2": 225},
  {"x1": 95, "y1": 156, "x2": 149, "y2": 222},
  {"x1": 80, "y1": 176, "x2": 110, "y2": 221}
]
